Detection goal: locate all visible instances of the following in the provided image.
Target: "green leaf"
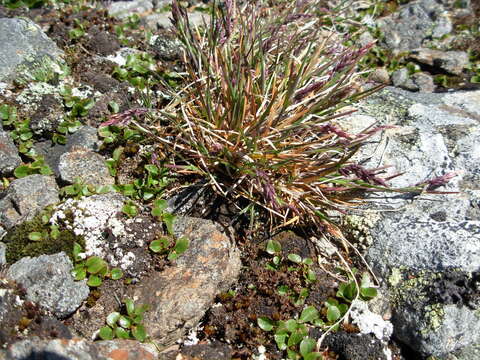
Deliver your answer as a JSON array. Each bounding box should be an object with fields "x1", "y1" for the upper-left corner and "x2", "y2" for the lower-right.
[
  {"x1": 124, "y1": 299, "x2": 135, "y2": 317},
  {"x1": 133, "y1": 304, "x2": 149, "y2": 316},
  {"x1": 122, "y1": 203, "x2": 137, "y2": 217},
  {"x1": 167, "y1": 251, "x2": 179, "y2": 261},
  {"x1": 287, "y1": 349, "x2": 299, "y2": 360},
  {"x1": 285, "y1": 319, "x2": 298, "y2": 332},
  {"x1": 153, "y1": 199, "x2": 168, "y2": 211},
  {"x1": 149, "y1": 238, "x2": 170, "y2": 253},
  {"x1": 277, "y1": 285, "x2": 290, "y2": 296},
  {"x1": 0, "y1": 104, "x2": 9, "y2": 120},
  {"x1": 273, "y1": 256, "x2": 281, "y2": 265},
  {"x1": 99, "y1": 326, "x2": 114, "y2": 340},
  {"x1": 132, "y1": 324, "x2": 147, "y2": 342},
  {"x1": 299, "y1": 306, "x2": 319, "y2": 323},
  {"x1": 85, "y1": 256, "x2": 107, "y2": 274},
  {"x1": 173, "y1": 237, "x2": 189, "y2": 255},
  {"x1": 303, "y1": 257, "x2": 313, "y2": 265},
  {"x1": 257, "y1": 317, "x2": 275, "y2": 331},
  {"x1": 73, "y1": 242, "x2": 83, "y2": 260},
  {"x1": 14, "y1": 165, "x2": 32, "y2": 178},
  {"x1": 162, "y1": 213, "x2": 176, "y2": 235},
  {"x1": 266, "y1": 240, "x2": 281, "y2": 254},
  {"x1": 115, "y1": 326, "x2": 130, "y2": 339},
  {"x1": 28, "y1": 232, "x2": 43, "y2": 241},
  {"x1": 360, "y1": 287, "x2": 378, "y2": 300},
  {"x1": 306, "y1": 269, "x2": 317, "y2": 282},
  {"x1": 50, "y1": 225, "x2": 60, "y2": 239},
  {"x1": 287, "y1": 253, "x2": 302, "y2": 264},
  {"x1": 303, "y1": 352, "x2": 322, "y2": 360},
  {"x1": 106, "y1": 312, "x2": 121, "y2": 327},
  {"x1": 287, "y1": 330, "x2": 304, "y2": 347},
  {"x1": 118, "y1": 315, "x2": 132, "y2": 328},
  {"x1": 72, "y1": 267, "x2": 87, "y2": 281},
  {"x1": 87, "y1": 275, "x2": 102, "y2": 287},
  {"x1": 299, "y1": 337, "x2": 316, "y2": 357},
  {"x1": 327, "y1": 305, "x2": 341, "y2": 322},
  {"x1": 110, "y1": 268, "x2": 123, "y2": 280},
  {"x1": 274, "y1": 333, "x2": 288, "y2": 351}
]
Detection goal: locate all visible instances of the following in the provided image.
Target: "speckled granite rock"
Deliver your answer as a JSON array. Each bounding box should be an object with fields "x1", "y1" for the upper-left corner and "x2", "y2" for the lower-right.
[
  {"x1": 7, "y1": 252, "x2": 89, "y2": 318},
  {"x1": 129, "y1": 216, "x2": 241, "y2": 346},
  {"x1": 0, "y1": 175, "x2": 59, "y2": 230},
  {"x1": 339, "y1": 87, "x2": 480, "y2": 357}
]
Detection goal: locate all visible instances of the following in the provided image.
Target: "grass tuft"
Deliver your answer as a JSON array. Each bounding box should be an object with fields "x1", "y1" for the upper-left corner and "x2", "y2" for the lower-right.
[{"x1": 132, "y1": 0, "x2": 456, "y2": 233}]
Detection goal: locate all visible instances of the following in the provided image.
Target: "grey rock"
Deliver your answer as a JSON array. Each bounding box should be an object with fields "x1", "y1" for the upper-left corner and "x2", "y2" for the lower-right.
[
  {"x1": 322, "y1": 332, "x2": 388, "y2": 360},
  {"x1": 4, "y1": 337, "x2": 104, "y2": 360},
  {"x1": 411, "y1": 72, "x2": 435, "y2": 93},
  {"x1": 368, "y1": 213, "x2": 480, "y2": 275},
  {"x1": 129, "y1": 216, "x2": 241, "y2": 346},
  {"x1": 0, "y1": 18, "x2": 64, "y2": 83},
  {"x1": 0, "y1": 175, "x2": 59, "y2": 230},
  {"x1": 107, "y1": 0, "x2": 153, "y2": 19},
  {"x1": 393, "y1": 296, "x2": 480, "y2": 356},
  {"x1": 349, "y1": 87, "x2": 480, "y2": 356},
  {"x1": 143, "y1": 11, "x2": 208, "y2": 30},
  {"x1": 409, "y1": 49, "x2": 469, "y2": 75},
  {"x1": 370, "y1": 68, "x2": 390, "y2": 85},
  {"x1": 0, "y1": 242, "x2": 5, "y2": 265},
  {"x1": 377, "y1": 0, "x2": 452, "y2": 52},
  {"x1": 67, "y1": 126, "x2": 101, "y2": 152},
  {"x1": 151, "y1": 33, "x2": 183, "y2": 61},
  {"x1": 6, "y1": 252, "x2": 89, "y2": 318},
  {"x1": 0, "y1": 131, "x2": 21, "y2": 176},
  {"x1": 391, "y1": 68, "x2": 417, "y2": 91},
  {"x1": 34, "y1": 125, "x2": 102, "y2": 177},
  {"x1": 29, "y1": 94, "x2": 64, "y2": 136},
  {"x1": 58, "y1": 148, "x2": 114, "y2": 186}
]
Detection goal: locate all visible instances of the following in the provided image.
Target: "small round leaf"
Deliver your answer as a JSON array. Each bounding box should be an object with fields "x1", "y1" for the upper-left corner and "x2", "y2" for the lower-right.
[
  {"x1": 98, "y1": 326, "x2": 114, "y2": 340},
  {"x1": 257, "y1": 317, "x2": 274, "y2": 331}
]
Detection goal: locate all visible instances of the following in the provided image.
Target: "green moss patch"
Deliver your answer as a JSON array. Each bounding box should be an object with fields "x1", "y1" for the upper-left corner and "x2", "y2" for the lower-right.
[{"x1": 3, "y1": 211, "x2": 85, "y2": 264}]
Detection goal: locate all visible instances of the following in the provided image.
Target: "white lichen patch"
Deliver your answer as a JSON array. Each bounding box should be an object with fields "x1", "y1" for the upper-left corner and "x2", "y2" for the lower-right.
[
  {"x1": 50, "y1": 194, "x2": 126, "y2": 260},
  {"x1": 350, "y1": 299, "x2": 393, "y2": 341}
]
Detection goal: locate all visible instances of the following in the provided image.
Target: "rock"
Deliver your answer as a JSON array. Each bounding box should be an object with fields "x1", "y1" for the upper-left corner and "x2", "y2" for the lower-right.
[
  {"x1": 349, "y1": 300, "x2": 393, "y2": 341},
  {"x1": 370, "y1": 68, "x2": 390, "y2": 85},
  {"x1": 6, "y1": 252, "x2": 89, "y2": 318},
  {"x1": 376, "y1": 0, "x2": 453, "y2": 53},
  {"x1": 0, "y1": 131, "x2": 21, "y2": 176},
  {"x1": 143, "y1": 11, "x2": 208, "y2": 30},
  {"x1": 0, "y1": 175, "x2": 59, "y2": 230},
  {"x1": 0, "y1": 17, "x2": 65, "y2": 84},
  {"x1": 3, "y1": 337, "x2": 103, "y2": 360},
  {"x1": 411, "y1": 72, "x2": 435, "y2": 93},
  {"x1": 58, "y1": 148, "x2": 114, "y2": 186},
  {"x1": 50, "y1": 193, "x2": 153, "y2": 278},
  {"x1": 107, "y1": 0, "x2": 154, "y2": 19},
  {"x1": 173, "y1": 342, "x2": 233, "y2": 360},
  {"x1": 349, "y1": 87, "x2": 480, "y2": 357},
  {"x1": 29, "y1": 94, "x2": 64, "y2": 136},
  {"x1": 321, "y1": 332, "x2": 389, "y2": 360},
  {"x1": 151, "y1": 32, "x2": 183, "y2": 61},
  {"x1": 129, "y1": 216, "x2": 241, "y2": 346},
  {"x1": 34, "y1": 125, "x2": 102, "y2": 177},
  {"x1": 409, "y1": 49, "x2": 469, "y2": 75},
  {"x1": 0, "y1": 242, "x2": 5, "y2": 265},
  {"x1": 391, "y1": 68, "x2": 416, "y2": 91},
  {"x1": 95, "y1": 339, "x2": 158, "y2": 360}
]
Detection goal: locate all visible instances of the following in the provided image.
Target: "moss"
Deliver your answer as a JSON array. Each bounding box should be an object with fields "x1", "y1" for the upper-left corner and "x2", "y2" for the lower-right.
[{"x1": 3, "y1": 211, "x2": 85, "y2": 264}]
